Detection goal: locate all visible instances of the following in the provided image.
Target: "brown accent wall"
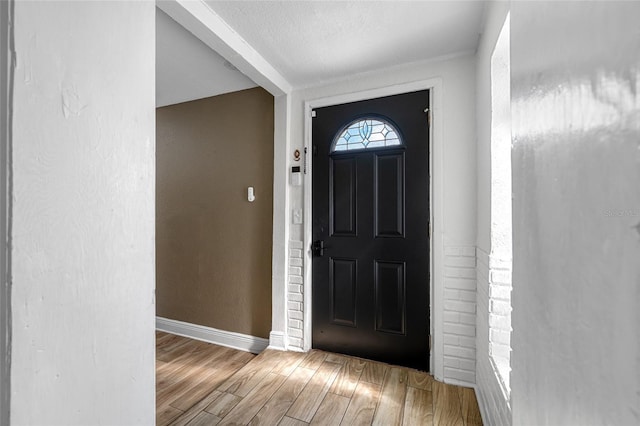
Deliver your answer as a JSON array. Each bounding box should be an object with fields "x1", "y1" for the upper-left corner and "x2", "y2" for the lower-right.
[{"x1": 156, "y1": 87, "x2": 274, "y2": 338}]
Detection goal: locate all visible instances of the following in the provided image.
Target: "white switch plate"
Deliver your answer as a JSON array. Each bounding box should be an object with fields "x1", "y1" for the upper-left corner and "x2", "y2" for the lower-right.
[{"x1": 293, "y1": 208, "x2": 303, "y2": 224}]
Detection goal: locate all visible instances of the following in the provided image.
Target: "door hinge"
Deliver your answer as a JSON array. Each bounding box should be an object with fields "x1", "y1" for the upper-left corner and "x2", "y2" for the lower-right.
[
  {"x1": 424, "y1": 107, "x2": 431, "y2": 127},
  {"x1": 311, "y1": 110, "x2": 317, "y2": 118},
  {"x1": 429, "y1": 334, "x2": 432, "y2": 352}
]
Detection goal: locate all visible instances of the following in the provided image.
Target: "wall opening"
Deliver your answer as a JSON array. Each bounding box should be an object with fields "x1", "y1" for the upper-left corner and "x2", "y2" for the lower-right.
[
  {"x1": 155, "y1": 88, "x2": 274, "y2": 341},
  {"x1": 489, "y1": 12, "x2": 512, "y2": 394}
]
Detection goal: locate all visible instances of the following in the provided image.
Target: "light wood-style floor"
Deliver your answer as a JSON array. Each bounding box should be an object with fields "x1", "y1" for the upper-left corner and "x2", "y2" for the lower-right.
[{"x1": 157, "y1": 331, "x2": 482, "y2": 426}]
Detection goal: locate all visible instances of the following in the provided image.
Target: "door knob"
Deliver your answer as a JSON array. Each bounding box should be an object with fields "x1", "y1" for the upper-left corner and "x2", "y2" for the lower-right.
[{"x1": 312, "y1": 240, "x2": 325, "y2": 257}]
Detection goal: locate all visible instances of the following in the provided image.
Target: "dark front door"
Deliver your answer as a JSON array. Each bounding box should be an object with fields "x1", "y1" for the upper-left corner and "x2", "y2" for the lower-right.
[{"x1": 311, "y1": 90, "x2": 430, "y2": 371}]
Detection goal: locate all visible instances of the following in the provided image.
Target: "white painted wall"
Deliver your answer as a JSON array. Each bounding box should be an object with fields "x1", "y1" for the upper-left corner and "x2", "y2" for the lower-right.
[
  {"x1": 474, "y1": 2, "x2": 512, "y2": 424},
  {"x1": 155, "y1": 7, "x2": 258, "y2": 108},
  {"x1": 157, "y1": 0, "x2": 290, "y2": 97},
  {"x1": 288, "y1": 54, "x2": 478, "y2": 381},
  {"x1": 0, "y1": 1, "x2": 11, "y2": 423},
  {"x1": 510, "y1": 2, "x2": 640, "y2": 424},
  {"x1": 10, "y1": 2, "x2": 156, "y2": 424}
]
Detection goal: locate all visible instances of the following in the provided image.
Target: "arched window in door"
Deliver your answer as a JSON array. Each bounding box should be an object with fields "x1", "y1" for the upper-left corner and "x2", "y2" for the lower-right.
[{"x1": 331, "y1": 117, "x2": 402, "y2": 152}]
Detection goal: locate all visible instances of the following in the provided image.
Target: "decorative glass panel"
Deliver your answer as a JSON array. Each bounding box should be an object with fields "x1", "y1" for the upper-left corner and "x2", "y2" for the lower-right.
[{"x1": 332, "y1": 118, "x2": 402, "y2": 152}]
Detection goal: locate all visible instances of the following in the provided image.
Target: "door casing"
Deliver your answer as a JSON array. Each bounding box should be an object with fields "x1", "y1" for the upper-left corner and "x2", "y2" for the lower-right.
[{"x1": 303, "y1": 78, "x2": 445, "y2": 378}]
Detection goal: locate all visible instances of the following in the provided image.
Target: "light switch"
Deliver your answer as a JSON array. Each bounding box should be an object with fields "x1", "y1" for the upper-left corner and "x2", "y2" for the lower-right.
[{"x1": 293, "y1": 208, "x2": 303, "y2": 225}]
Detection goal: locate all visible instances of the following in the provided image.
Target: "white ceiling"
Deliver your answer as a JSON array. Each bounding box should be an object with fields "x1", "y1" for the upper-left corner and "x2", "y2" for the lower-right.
[
  {"x1": 156, "y1": 1, "x2": 486, "y2": 105},
  {"x1": 156, "y1": 7, "x2": 257, "y2": 107},
  {"x1": 206, "y1": 0, "x2": 486, "y2": 88}
]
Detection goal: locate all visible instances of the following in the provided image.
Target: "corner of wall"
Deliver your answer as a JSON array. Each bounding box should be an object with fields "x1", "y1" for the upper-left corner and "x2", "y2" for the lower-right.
[
  {"x1": 268, "y1": 331, "x2": 286, "y2": 351},
  {"x1": 476, "y1": 247, "x2": 512, "y2": 426},
  {"x1": 474, "y1": 1, "x2": 512, "y2": 424},
  {"x1": 442, "y1": 245, "x2": 477, "y2": 385},
  {"x1": 0, "y1": 0, "x2": 13, "y2": 423},
  {"x1": 271, "y1": 94, "x2": 292, "y2": 344}
]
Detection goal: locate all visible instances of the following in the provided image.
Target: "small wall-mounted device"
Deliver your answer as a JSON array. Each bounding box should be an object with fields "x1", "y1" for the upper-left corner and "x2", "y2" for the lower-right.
[
  {"x1": 247, "y1": 186, "x2": 255, "y2": 202},
  {"x1": 291, "y1": 166, "x2": 302, "y2": 186}
]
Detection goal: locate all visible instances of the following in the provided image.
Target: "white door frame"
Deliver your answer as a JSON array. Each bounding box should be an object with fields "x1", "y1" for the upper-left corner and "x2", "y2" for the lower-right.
[{"x1": 303, "y1": 78, "x2": 445, "y2": 377}]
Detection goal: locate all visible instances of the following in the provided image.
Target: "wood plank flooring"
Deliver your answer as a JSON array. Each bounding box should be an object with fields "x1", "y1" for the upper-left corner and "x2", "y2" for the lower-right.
[{"x1": 157, "y1": 332, "x2": 482, "y2": 426}]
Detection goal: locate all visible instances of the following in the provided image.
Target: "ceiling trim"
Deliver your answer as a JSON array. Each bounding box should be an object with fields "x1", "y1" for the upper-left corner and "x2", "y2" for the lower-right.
[
  {"x1": 157, "y1": 0, "x2": 292, "y2": 97},
  {"x1": 297, "y1": 49, "x2": 475, "y2": 93}
]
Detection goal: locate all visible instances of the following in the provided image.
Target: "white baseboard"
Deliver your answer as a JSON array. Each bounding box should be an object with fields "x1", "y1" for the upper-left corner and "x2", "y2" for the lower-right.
[
  {"x1": 156, "y1": 317, "x2": 269, "y2": 354},
  {"x1": 268, "y1": 331, "x2": 286, "y2": 351}
]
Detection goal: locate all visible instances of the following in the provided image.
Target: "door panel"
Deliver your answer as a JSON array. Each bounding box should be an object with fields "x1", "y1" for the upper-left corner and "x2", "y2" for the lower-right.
[
  {"x1": 374, "y1": 152, "x2": 405, "y2": 238},
  {"x1": 374, "y1": 260, "x2": 406, "y2": 334},
  {"x1": 330, "y1": 157, "x2": 357, "y2": 237},
  {"x1": 312, "y1": 90, "x2": 430, "y2": 370},
  {"x1": 330, "y1": 258, "x2": 357, "y2": 327}
]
